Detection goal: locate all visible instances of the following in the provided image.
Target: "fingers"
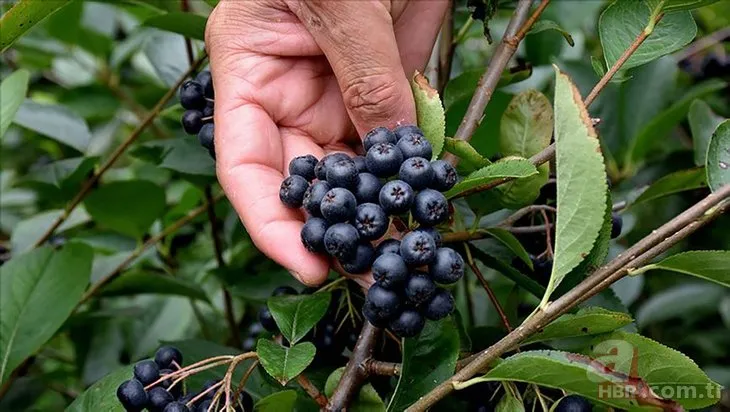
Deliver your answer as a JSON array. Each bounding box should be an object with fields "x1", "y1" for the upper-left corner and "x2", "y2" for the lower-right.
[
  {"x1": 394, "y1": 0, "x2": 450, "y2": 76},
  {"x1": 287, "y1": 0, "x2": 416, "y2": 136}
]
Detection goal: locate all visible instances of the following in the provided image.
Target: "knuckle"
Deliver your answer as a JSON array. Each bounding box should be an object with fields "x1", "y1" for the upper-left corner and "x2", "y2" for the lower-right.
[{"x1": 341, "y1": 73, "x2": 405, "y2": 123}]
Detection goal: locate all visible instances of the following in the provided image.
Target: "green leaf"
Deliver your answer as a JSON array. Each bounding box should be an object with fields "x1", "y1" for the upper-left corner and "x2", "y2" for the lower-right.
[
  {"x1": 599, "y1": 0, "x2": 697, "y2": 71},
  {"x1": 443, "y1": 138, "x2": 491, "y2": 171},
  {"x1": 528, "y1": 20, "x2": 574, "y2": 47},
  {"x1": 0, "y1": 243, "x2": 92, "y2": 383},
  {"x1": 133, "y1": 138, "x2": 216, "y2": 177},
  {"x1": 688, "y1": 100, "x2": 726, "y2": 166},
  {"x1": 661, "y1": 0, "x2": 720, "y2": 12},
  {"x1": 483, "y1": 228, "x2": 533, "y2": 270},
  {"x1": 523, "y1": 307, "x2": 633, "y2": 345},
  {"x1": 632, "y1": 168, "x2": 707, "y2": 206},
  {"x1": 635, "y1": 251, "x2": 730, "y2": 288},
  {"x1": 325, "y1": 367, "x2": 386, "y2": 412},
  {"x1": 443, "y1": 67, "x2": 532, "y2": 110},
  {"x1": 411, "y1": 71, "x2": 445, "y2": 159},
  {"x1": 497, "y1": 90, "x2": 553, "y2": 208},
  {"x1": 84, "y1": 180, "x2": 167, "y2": 238},
  {"x1": 11, "y1": 208, "x2": 91, "y2": 253},
  {"x1": 13, "y1": 100, "x2": 92, "y2": 153},
  {"x1": 706, "y1": 119, "x2": 730, "y2": 192},
  {"x1": 583, "y1": 331, "x2": 722, "y2": 409},
  {"x1": 142, "y1": 12, "x2": 207, "y2": 40},
  {"x1": 24, "y1": 157, "x2": 98, "y2": 189},
  {"x1": 254, "y1": 390, "x2": 298, "y2": 412},
  {"x1": 387, "y1": 318, "x2": 460, "y2": 411},
  {"x1": 0, "y1": 69, "x2": 30, "y2": 138},
  {"x1": 65, "y1": 367, "x2": 127, "y2": 412},
  {"x1": 256, "y1": 340, "x2": 315, "y2": 385},
  {"x1": 267, "y1": 293, "x2": 331, "y2": 344},
  {"x1": 635, "y1": 283, "x2": 725, "y2": 327},
  {"x1": 495, "y1": 385, "x2": 524, "y2": 412},
  {"x1": 101, "y1": 271, "x2": 209, "y2": 301},
  {"x1": 0, "y1": 0, "x2": 74, "y2": 52},
  {"x1": 543, "y1": 67, "x2": 607, "y2": 306},
  {"x1": 445, "y1": 158, "x2": 538, "y2": 199}
]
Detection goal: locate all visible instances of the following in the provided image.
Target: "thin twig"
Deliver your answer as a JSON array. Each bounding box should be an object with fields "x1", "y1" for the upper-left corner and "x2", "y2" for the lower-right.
[
  {"x1": 673, "y1": 27, "x2": 730, "y2": 62},
  {"x1": 465, "y1": 245, "x2": 513, "y2": 333},
  {"x1": 365, "y1": 360, "x2": 400, "y2": 376},
  {"x1": 298, "y1": 374, "x2": 328, "y2": 408},
  {"x1": 498, "y1": 205, "x2": 556, "y2": 228},
  {"x1": 326, "y1": 322, "x2": 381, "y2": 411}
]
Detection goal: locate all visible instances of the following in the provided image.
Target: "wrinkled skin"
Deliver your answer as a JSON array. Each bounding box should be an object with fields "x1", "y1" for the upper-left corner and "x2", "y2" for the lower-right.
[{"x1": 206, "y1": 0, "x2": 448, "y2": 285}]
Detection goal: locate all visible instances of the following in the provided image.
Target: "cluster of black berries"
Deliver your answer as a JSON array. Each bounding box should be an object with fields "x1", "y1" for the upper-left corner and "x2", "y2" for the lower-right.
[
  {"x1": 278, "y1": 125, "x2": 463, "y2": 338},
  {"x1": 116, "y1": 345, "x2": 252, "y2": 412},
  {"x1": 179, "y1": 70, "x2": 215, "y2": 159}
]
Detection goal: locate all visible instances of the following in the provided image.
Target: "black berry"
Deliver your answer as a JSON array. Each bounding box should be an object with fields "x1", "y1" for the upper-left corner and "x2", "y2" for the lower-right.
[
  {"x1": 397, "y1": 133, "x2": 432, "y2": 159},
  {"x1": 197, "y1": 400, "x2": 212, "y2": 412},
  {"x1": 327, "y1": 158, "x2": 359, "y2": 188},
  {"x1": 163, "y1": 402, "x2": 190, "y2": 412},
  {"x1": 379, "y1": 180, "x2": 414, "y2": 215},
  {"x1": 389, "y1": 309, "x2": 425, "y2": 338},
  {"x1": 423, "y1": 288, "x2": 454, "y2": 320},
  {"x1": 399, "y1": 231, "x2": 437, "y2": 267},
  {"x1": 353, "y1": 172, "x2": 382, "y2": 204},
  {"x1": 179, "y1": 80, "x2": 206, "y2": 110},
  {"x1": 147, "y1": 387, "x2": 174, "y2": 412},
  {"x1": 404, "y1": 271, "x2": 436, "y2": 306},
  {"x1": 375, "y1": 239, "x2": 401, "y2": 256},
  {"x1": 366, "y1": 284, "x2": 401, "y2": 320},
  {"x1": 182, "y1": 110, "x2": 204, "y2": 135},
  {"x1": 235, "y1": 391, "x2": 254, "y2": 412},
  {"x1": 354, "y1": 203, "x2": 388, "y2": 240},
  {"x1": 611, "y1": 213, "x2": 623, "y2": 239},
  {"x1": 273, "y1": 285, "x2": 298, "y2": 296},
  {"x1": 429, "y1": 247, "x2": 464, "y2": 284},
  {"x1": 366, "y1": 143, "x2": 403, "y2": 177},
  {"x1": 289, "y1": 155, "x2": 318, "y2": 181},
  {"x1": 301, "y1": 217, "x2": 328, "y2": 253},
  {"x1": 412, "y1": 189, "x2": 449, "y2": 226},
  {"x1": 352, "y1": 155, "x2": 368, "y2": 172},
  {"x1": 399, "y1": 157, "x2": 434, "y2": 190},
  {"x1": 362, "y1": 301, "x2": 389, "y2": 328},
  {"x1": 198, "y1": 123, "x2": 214, "y2": 152},
  {"x1": 154, "y1": 346, "x2": 182, "y2": 369},
  {"x1": 195, "y1": 70, "x2": 214, "y2": 98},
  {"x1": 430, "y1": 160, "x2": 458, "y2": 191},
  {"x1": 363, "y1": 126, "x2": 397, "y2": 150},
  {"x1": 157, "y1": 369, "x2": 182, "y2": 398},
  {"x1": 414, "y1": 227, "x2": 442, "y2": 247},
  {"x1": 554, "y1": 395, "x2": 592, "y2": 412},
  {"x1": 303, "y1": 181, "x2": 331, "y2": 217},
  {"x1": 279, "y1": 175, "x2": 309, "y2": 208},
  {"x1": 315, "y1": 153, "x2": 349, "y2": 181},
  {"x1": 320, "y1": 188, "x2": 357, "y2": 223},
  {"x1": 116, "y1": 379, "x2": 149, "y2": 412},
  {"x1": 393, "y1": 124, "x2": 423, "y2": 141},
  {"x1": 202, "y1": 101, "x2": 214, "y2": 118},
  {"x1": 340, "y1": 242, "x2": 375, "y2": 274},
  {"x1": 323, "y1": 223, "x2": 360, "y2": 260},
  {"x1": 372, "y1": 253, "x2": 408, "y2": 289},
  {"x1": 133, "y1": 359, "x2": 159, "y2": 386},
  {"x1": 532, "y1": 255, "x2": 553, "y2": 279},
  {"x1": 259, "y1": 306, "x2": 278, "y2": 332}
]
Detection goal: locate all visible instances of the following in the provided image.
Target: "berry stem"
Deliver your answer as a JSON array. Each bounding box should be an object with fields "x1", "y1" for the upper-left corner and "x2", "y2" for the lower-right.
[
  {"x1": 187, "y1": 380, "x2": 224, "y2": 407},
  {"x1": 297, "y1": 374, "x2": 328, "y2": 408},
  {"x1": 464, "y1": 245, "x2": 513, "y2": 333},
  {"x1": 144, "y1": 356, "x2": 234, "y2": 391}
]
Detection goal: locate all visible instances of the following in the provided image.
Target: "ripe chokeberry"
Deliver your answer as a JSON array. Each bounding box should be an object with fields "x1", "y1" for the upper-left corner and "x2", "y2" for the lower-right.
[
  {"x1": 554, "y1": 395, "x2": 592, "y2": 412},
  {"x1": 379, "y1": 180, "x2": 414, "y2": 215},
  {"x1": 353, "y1": 172, "x2": 382, "y2": 204},
  {"x1": 327, "y1": 158, "x2": 359, "y2": 188},
  {"x1": 414, "y1": 227, "x2": 442, "y2": 247},
  {"x1": 404, "y1": 271, "x2": 436, "y2": 306},
  {"x1": 133, "y1": 359, "x2": 159, "y2": 386},
  {"x1": 362, "y1": 301, "x2": 390, "y2": 328},
  {"x1": 366, "y1": 284, "x2": 401, "y2": 320},
  {"x1": 430, "y1": 160, "x2": 458, "y2": 191},
  {"x1": 198, "y1": 123, "x2": 214, "y2": 153},
  {"x1": 320, "y1": 188, "x2": 357, "y2": 223},
  {"x1": 412, "y1": 189, "x2": 449, "y2": 226},
  {"x1": 372, "y1": 253, "x2": 408, "y2": 289},
  {"x1": 315, "y1": 153, "x2": 349, "y2": 181},
  {"x1": 324, "y1": 223, "x2": 360, "y2": 260},
  {"x1": 397, "y1": 133, "x2": 432, "y2": 159},
  {"x1": 202, "y1": 101, "x2": 214, "y2": 118},
  {"x1": 195, "y1": 70, "x2": 214, "y2": 98},
  {"x1": 611, "y1": 213, "x2": 623, "y2": 238},
  {"x1": 162, "y1": 402, "x2": 190, "y2": 412},
  {"x1": 400, "y1": 231, "x2": 437, "y2": 267},
  {"x1": 279, "y1": 175, "x2": 309, "y2": 208},
  {"x1": 157, "y1": 369, "x2": 182, "y2": 398},
  {"x1": 423, "y1": 288, "x2": 454, "y2": 320},
  {"x1": 363, "y1": 126, "x2": 397, "y2": 150},
  {"x1": 301, "y1": 217, "x2": 328, "y2": 253},
  {"x1": 179, "y1": 80, "x2": 206, "y2": 110},
  {"x1": 352, "y1": 155, "x2": 367, "y2": 172},
  {"x1": 366, "y1": 143, "x2": 403, "y2": 177},
  {"x1": 375, "y1": 239, "x2": 401, "y2": 256},
  {"x1": 116, "y1": 379, "x2": 149, "y2": 412},
  {"x1": 259, "y1": 306, "x2": 278, "y2": 332},
  {"x1": 235, "y1": 391, "x2": 254, "y2": 412},
  {"x1": 147, "y1": 387, "x2": 174, "y2": 412},
  {"x1": 154, "y1": 346, "x2": 182, "y2": 369},
  {"x1": 340, "y1": 242, "x2": 375, "y2": 274},
  {"x1": 389, "y1": 309, "x2": 425, "y2": 338},
  {"x1": 197, "y1": 400, "x2": 212, "y2": 412},
  {"x1": 429, "y1": 247, "x2": 465, "y2": 284},
  {"x1": 399, "y1": 157, "x2": 434, "y2": 190},
  {"x1": 354, "y1": 203, "x2": 388, "y2": 240},
  {"x1": 303, "y1": 181, "x2": 331, "y2": 217},
  {"x1": 393, "y1": 124, "x2": 423, "y2": 141},
  {"x1": 289, "y1": 155, "x2": 318, "y2": 181},
  {"x1": 182, "y1": 110, "x2": 204, "y2": 135}
]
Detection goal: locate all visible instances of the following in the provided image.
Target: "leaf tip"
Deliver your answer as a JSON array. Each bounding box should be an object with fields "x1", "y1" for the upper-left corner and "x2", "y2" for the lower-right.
[{"x1": 411, "y1": 70, "x2": 438, "y2": 99}]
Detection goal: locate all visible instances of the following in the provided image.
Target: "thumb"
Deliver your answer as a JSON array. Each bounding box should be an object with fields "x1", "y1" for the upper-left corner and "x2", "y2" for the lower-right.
[{"x1": 287, "y1": 1, "x2": 416, "y2": 136}]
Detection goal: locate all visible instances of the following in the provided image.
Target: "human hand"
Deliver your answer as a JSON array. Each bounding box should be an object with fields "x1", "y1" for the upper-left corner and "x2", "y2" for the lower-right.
[{"x1": 206, "y1": 0, "x2": 448, "y2": 285}]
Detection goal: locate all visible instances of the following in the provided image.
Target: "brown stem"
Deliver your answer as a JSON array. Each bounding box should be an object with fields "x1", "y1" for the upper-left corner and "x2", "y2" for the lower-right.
[
  {"x1": 32, "y1": 52, "x2": 208, "y2": 248},
  {"x1": 326, "y1": 322, "x2": 381, "y2": 411},
  {"x1": 465, "y1": 245, "x2": 513, "y2": 333},
  {"x1": 297, "y1": 374, "x2": 328, "y2": 408},
  {"x1": 498, "y1": 205, "x2": 556, "y2": 228},
  {"x1": 365, "y1": 360, "x2": 400, "y2": 376},
  {"x1": 406, "y1": 185, "x2": 730, "y2": 411}
]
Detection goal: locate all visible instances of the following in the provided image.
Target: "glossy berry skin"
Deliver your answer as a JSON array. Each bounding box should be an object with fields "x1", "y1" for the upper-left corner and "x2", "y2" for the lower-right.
[
  {"x1": 405, "y1": 271, "x2": 436, "y2": 306},
  {"x1": 202, "y1": 102, "x2": 214, "y2": 118},
  {"x1": 163, "y1": 402, "x2": 190, "y2": 412},
  {"x1": 372, "y1": 253, "x2": 408, "y2": 289},
  {"x1": 279, "y1": 175, "x2": 309, "y2": 208},
  {"x1": 354, "y1": 203, "x2": 388, "y2": 240},
  {"x1": 397, "y1": 133, "x2": 432, "y2": 159},
  {"x1": 195, "y1": 70, "x2": 214, "y2": 98},
  {"x1": 341, "y1": 242, "x2": 375, "y2": 274},
  {"x1": 379, "y1": 180, "x2": 414, "y2": 215},
  {"x1": 116, "y1": 379, "x2": 149, "y2": 412},
  {"x1": 393, "y1": 124, "x2": 424, "y2": 141},
  {"x1": 611, "y1": 213, "x2": 623, "y2": 239},
  {"x1": 366, "y1": 284, "x2": 401, "y2": 320},
  {"x1": 554, "y1": 395, "x2": 592, "y2": 412},
  {"x1": 366, "y1": 143, "x2": 404, "y2": 177},
  {"x1": 429, "y1": 247, "x2": 465, "y2": 284},
  {"x1": 198, "y1": 123, "x2": 215, "y2": 152},
  {"x1": 353, "y1": 172, "x2": 382, "y2": 204},
  {"x1": 182, "y1": 110, "x2": 204, "y2": 135},
  {"x1": 400, "y1": 231, "x2": 437, "y2": 267},
  {"x1": 352, "y1": 155, "x2": 367, "y2": 172},
  {"x1": 303, "y1": 181, "x2": 331, "y2": 217},
  {"x1": 315, "y1": 153, "x2": 349, "y2": 181},
  {"x1": 320, "y1": 188, "x2": 357, "y2": 223},
  {"x1": 532, "y1": 256, "x2": 553, "y2": 279},
  {"x1": 415, "y1": 227, "x2": 442, "y2": 247},
  {"x1": 154, "y1": 346, "x2": 182, "y2": 369},
  {"x1": 179, "y1": 80, "x2": 206, "y2": 110},
  {"x1": 424, "y1": 289, "x2": 454, "y2": 320},
  {"x1": 301, "y1": 217, "x2": 328, "y2": 253},
  {"x1": 389, "y1": 309, "x2": 425, "y2": 338},
  {"x1": 327, "y1": 158, "x2": 359, "y2": 188},
  {"x1": 236, "y1": 391, "x2": 254, "y2": 412},
  {"x1": 412, "y1": 189, "x2": 449, "y2": 226},
  {"x1": 289, "y1": 155, "x2": 318, "y2": 181},
  {"x1": 147, "y1": 387, "x2": 174, "y2": 412},
  {"x1": 399, "y1": 157, "x2": 434, "y2": 190},
  {"x1": 375, "y1": 239, "x2": 401, "y2": 256},
  {"x1": 133, "y1": 359, "x2": 159, "y2": 386},
  {"x1": 259, "y1": 306, "x2": 278, "y2": 332},
  {"x1": 324, "y1": 223, "x2": 360, "y2": 260},
  {"x1": 362, "y1": 301, "x2": 389, "y2": 328},
  {"x1": 273, "y1": 285, "x2": 298, "y2": 296},
  {"x1": 363, "y1": 127, "x2": 397, "y2": 150},
  {"x1": 430, "y1": 160, "x2": 458, "y2": 191}
]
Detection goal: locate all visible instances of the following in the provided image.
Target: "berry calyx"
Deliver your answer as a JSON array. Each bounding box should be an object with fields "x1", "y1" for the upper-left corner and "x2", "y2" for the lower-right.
[
  {"x1": 397, "y1": 132, "x2": 432, "y2": 160},
  {"x1": 429, "y1": 160, "x2": 457, "y2": 191},
  {"x1": 372, "y1": 253, "x2": 408, "y2": 289},
  {"x1": 400, "y1": 231, "x2": 437, "y2": 267},
  {"x1": 354, "y1": 203, "x2": 388, "y2": 240},
  {"x1": 412, "y1": 189, "x2": 449, "y2": 226},
  {"x1": 366, "y1": 143, "x2": 403, "y2": 177},
  {"x1": 379, "y1": 180, "x2": 414, "y2": 215},
  {"x1": 320, "y1": 188, "x2": 357, "y2": 223},
  {"x1": 399, "y1": 157, "x2": 434, "y2": 190},
  {"x1": 327, "y1": 158, "x2": 359, "y2": 189},
  {"x1": 315, "y1": 153, "x2": 349, "y2": 181},
  {"x1": 404, "y1": 271, "x2": 436, "y2": 306},
  {"x1": 323, "y1": 223, "x2": 360, "y2": 260},
  {"x1": 363, "y1": 126, "x2": 397, "y2": 150}
]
